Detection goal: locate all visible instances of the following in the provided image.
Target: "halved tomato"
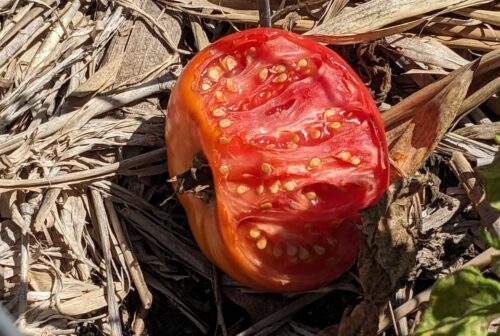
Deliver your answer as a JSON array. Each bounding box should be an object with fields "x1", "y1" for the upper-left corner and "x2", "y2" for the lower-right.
[{"x1": 166, "y1": 28, "x2": 389, "y2": 292}]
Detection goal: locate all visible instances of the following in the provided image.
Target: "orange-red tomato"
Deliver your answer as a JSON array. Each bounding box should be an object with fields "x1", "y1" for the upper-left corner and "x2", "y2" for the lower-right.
[{"x1": 166, "y1": 28, "x2": 389, "y2": 292}]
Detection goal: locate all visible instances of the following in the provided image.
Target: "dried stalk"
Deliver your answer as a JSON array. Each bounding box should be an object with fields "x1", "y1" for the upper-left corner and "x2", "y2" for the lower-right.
[
  {"x1": 90, "y1": 189, "x2": 122, "y2": 336},
  {"x1": 455, "y1": 7, "x2": 500, "y2": 26},
  {"x1": 29, "y1": 0, "x2": 82, "y2": 72},
  {"x1": 449, "y1": 152, "x2": 500, "y2": 237},
  {"x1": 104, "y1": 198, "x2": 153, "y2": 309}
]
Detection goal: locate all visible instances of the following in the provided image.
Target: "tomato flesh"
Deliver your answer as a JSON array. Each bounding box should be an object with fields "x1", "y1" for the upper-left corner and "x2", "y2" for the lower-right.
[{"x1": 166, "y1": 28, "x2": 389, "y2": 291}]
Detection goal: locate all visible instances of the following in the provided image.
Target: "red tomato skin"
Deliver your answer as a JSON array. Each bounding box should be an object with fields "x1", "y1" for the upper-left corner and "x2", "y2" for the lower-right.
[{"x1": 166, "y1": 28, "x2": 389, "y2": 292}]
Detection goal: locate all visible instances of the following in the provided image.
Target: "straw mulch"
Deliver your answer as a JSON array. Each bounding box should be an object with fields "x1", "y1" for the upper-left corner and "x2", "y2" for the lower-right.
[{"x1": 0, "y1": 0, "x2": 498, "y2": 335}]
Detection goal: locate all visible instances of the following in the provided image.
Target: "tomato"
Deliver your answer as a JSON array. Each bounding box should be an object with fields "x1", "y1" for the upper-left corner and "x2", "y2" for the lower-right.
[{"x1": 166, "y1": 28, "x2": 389, "y2": 292}]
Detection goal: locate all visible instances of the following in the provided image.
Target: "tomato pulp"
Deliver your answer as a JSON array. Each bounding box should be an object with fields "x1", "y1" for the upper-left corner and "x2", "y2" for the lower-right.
[{"x1": 166, "y1": 28, "x2": 389, "y2": 292}]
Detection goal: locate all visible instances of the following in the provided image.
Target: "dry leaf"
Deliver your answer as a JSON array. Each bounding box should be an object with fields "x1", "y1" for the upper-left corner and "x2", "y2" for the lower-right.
[
  {"x1": 389, "y1": 62, "x2": 474, "y2": 178},
  {"x1": 338, "y1": 178, "x2": 421, "y2": 336}
]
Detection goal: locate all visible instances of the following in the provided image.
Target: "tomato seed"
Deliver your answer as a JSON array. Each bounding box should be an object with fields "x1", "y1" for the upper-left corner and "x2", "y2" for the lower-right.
[
  {"x1": 329, "y1": 121, "x2": 341, "y2": 129},
  {"x1": 310, "y1": 129, "x2": 321, "y2": 139},
  {"x1": 261, "y1": 162, "x2": 272, "y2": 175},
  {"x1": 212, "y1": 108, "x2": 225, "y2": 117},
  {"x1": 260, "y1": 202, "x2": 272, "y2": 210},
  {"x1": 287, "y1": 245, "x2": 298, "y2": 256},
  {"x1": 256, "y1": 238, "x2": 267, "y2": 250},
  {"x1": 256, "y1": 185, "x2": 265, "y2": 194},
  {"x1": 304, "y1": 191, "x2": 317, "y2": 200},
  {"x1": 273, "y1": 247, "x2": 283, "y2": 257},
  {"x1": 284, "y1": 181, "x2": 296, "y2": 191},
  {"x1": 308, "y1": 157, "x2": 321, "y2": 169},
  {"x1": 299, "y1": 247, "x2": 310, "y2": 260},
  {"x1": 236, "y1": 184, "x2": 249, "y2": 194},
  {"x1": 207, "y1": 66, "x2": 222, "y2": 81},
  {"x1": 219, "y1": 119, "x2": 232, "y2": 128},
  {"x1": 219, "y1": 136, "x2": 230, "y2": 144},
  {"x1": 313, "y1": 245, "x2": 326, "y2": 255},
  {"x1": 259, "y1": 68, "x2": 268, "y2": 81},
  {"x1": 274, "y1": 73, "x2": 288, "y2": 83},
  {"x1": 297, "y1": 58, "x2": 308, "y2": 68},
  {"x1": 270, "y1": 181, "x2": 281, "y2": 194},
  {"x1": 223, "y1": 55, "x2": 237, "y2": 71},
  {"x1": 249, "y1": 228, "x2": 261, "y2": 239},
  {"x1": 219, "y1": 164, "x2": 229, "y2": 175},
  {"x1": 351, "y1": 156, "x2": 361, "y2": 165}
]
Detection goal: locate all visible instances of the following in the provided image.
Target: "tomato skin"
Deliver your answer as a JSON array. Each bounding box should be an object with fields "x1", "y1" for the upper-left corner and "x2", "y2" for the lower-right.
[{"x1": 166, "y1": 28, "x2": 389, "y2": 292}]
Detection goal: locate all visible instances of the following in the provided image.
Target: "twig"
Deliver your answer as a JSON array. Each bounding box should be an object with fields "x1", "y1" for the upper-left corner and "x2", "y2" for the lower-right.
[
  {"x1": 212, "y1": 265, "x2": 228, "y2": 336},
  {"x1": 104, "y1": 198, "x2": 153, "y2": 309},
  {"x1": 258, "y1": 0, "x2": 271, "y2": 27},
  {"x1": 236, "y1": 286, "x2": 340, "y2": 336},
  {"x1": 449, "y1": 152, "x2": 500, "y2": 237},
  {"x1": 90, "y1": 189, "x2": 122, "y2": 336},
  {"x1": 132, "y1": 306, "x2": 148, "y2": 336},
  {"x1": 378, "y1": 247, "x2": 500, "y2": 333}
]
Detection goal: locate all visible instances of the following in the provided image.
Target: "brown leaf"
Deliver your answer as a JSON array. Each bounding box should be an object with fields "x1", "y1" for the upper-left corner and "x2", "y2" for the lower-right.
[
  {"x1": 388, "y1": 62, "x2": 474, "y2": 179},
  {"x1": 338, "y1": 178, "x2": 422, "y2": 336}
]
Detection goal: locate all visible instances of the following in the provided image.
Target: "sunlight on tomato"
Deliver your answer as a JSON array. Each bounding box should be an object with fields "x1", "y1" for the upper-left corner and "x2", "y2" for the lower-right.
[{"x1": 166, "y1": 28, "x2": 389, "y2": 292}]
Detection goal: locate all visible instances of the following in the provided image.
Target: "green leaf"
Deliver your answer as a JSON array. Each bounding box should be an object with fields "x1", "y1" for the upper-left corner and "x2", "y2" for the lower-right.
[
  {"x1": 483, "y1": 230, "x2": 500, "y2": 250},
  {"x1": 476, "y1": 154, "x2": 500, "y2": 212},
  {"x1": 416, "y1": 267, "x2": 500, "y2": 336}
]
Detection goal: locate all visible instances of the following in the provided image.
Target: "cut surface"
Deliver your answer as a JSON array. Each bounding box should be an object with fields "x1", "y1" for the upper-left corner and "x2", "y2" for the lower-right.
[{"x1": 166, "y1": 28, "x2": 389, "y2": 291}]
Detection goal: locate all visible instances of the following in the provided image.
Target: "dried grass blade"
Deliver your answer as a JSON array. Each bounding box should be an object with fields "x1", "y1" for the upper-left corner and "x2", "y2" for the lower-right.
[
  {"x1": 432, "y1": 35, "x2": 500, "y2": 51},
  {"x1": 90, "y1": 189, "x2": 122, "y2": 336},
  {"x1": 307, "y1": 0, "x2": 492, "y2": 35},
  {"x1": 104, "y1": 198, "x2": 153, "y2": 309},
  {"x1": 305, "y1": 18, "x2": 425, "y2": 45},
  {"x1": 386, "y1": 34, "x2": 469, "y2": 70}
]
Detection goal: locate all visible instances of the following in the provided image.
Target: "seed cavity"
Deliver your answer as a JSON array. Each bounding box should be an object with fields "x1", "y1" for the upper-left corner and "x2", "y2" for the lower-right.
[
  {"x1": 313, "y1": 245, "x2": 326, "y2": 255},
  {"x1": 284, "y1": 181, "x2": 297, "y2": 191},
  {"x1": 256, "y1": 185, "x2": 265, "y2": 194},
  {"x1": 305, "y1": 191, "x2": 317, "y2": 201},
  {"x1": 259, "y1": 68, "x2": 269, "y2": 81},
  {"x1": 260, "y1": 202, "x2": 272, "y2": 210},
  {"x1": 219, "y1": 119, "x2": 232, "y2": 128},
  {"x1": 219, "y1": 164, "x2": 229, "y2": 175},
  {"x1": 236, "y1": 184, "x2": 249, "y2": 194},
  {"x1": 207, "y1": 66, "x2": 222, "y2": 82},
  {"x1": 223, "y1": 55, "x2": 237, "y2": 71},
  {"x1": 256, "y1": 237, "x2": 267, "y2": 250},
  {"x1": 299, "y1": 247, "x2": 310, "y2": 260},
  {"x1": 308, "y1": 157, "x2": 321, "y2": 169},
  {"x1": 270, "y1": 180, "x2": 281, "y2": 194},
  {"x1": 249, "y1": 228, "x2": 261, "y2": 239},
  {"x1": 274, "y1": 73, "x2": 288, "y2": 83},
  {"x1": 212, "y1": 108, "x2": 225, "y2": 117},
  {"x1": 219, "y1": 136, "x2": 230, "y2": 144},
  {"x1": 297, "y1": 58, "x2": 308, "y2": 68},
  {"x1": 287, "y1": 244, "x2": 298, "y2": 256}
]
